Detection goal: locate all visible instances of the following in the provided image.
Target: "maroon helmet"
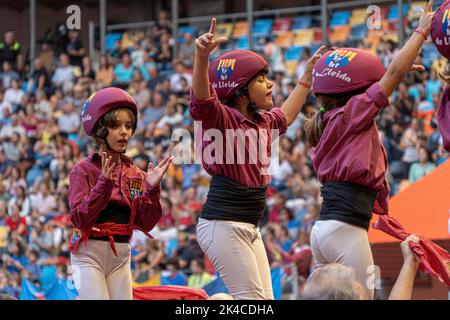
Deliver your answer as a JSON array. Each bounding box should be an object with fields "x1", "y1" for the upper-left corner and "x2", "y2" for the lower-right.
[
  {"x1": 208, "y1": 50, "x2": 268, "y2": 100},
  {"x1": 312, "y1": 48, "x2": 385, "y2": 95},
  {"x1": 81, "y1": 87, "x2": 138, "y2": 136},
  {"x1": 431, "y1": 0, "x2": 450, "y2": 59}
]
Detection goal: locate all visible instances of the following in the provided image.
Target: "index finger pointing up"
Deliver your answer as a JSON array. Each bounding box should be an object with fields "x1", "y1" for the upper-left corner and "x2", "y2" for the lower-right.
[
  {"x1": 209, "y1": 17, "x2": 217, "y2": 34},
  {"x1": 426, "y1": 0, "x2": 434, "y2": 13}
]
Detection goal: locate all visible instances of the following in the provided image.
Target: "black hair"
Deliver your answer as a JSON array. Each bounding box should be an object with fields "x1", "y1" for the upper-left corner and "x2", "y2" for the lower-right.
[{"x1": 222, "y1": 66, "x2": 270, "y2": 121}]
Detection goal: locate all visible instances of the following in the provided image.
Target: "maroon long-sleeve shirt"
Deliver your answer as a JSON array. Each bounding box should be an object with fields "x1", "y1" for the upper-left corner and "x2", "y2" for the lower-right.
[
  {"x1": 68, "y1": 151, "x2": 162, "y2": 232},
  {"x1": 311, "y1": 82, "x2": 390, "y2": 215},
  {"x1": 438, "y1": 85, "x2": 450, "y2": 152},
  {"x1": 189, "y1": 85, "x2": 287, "y2": 187}
]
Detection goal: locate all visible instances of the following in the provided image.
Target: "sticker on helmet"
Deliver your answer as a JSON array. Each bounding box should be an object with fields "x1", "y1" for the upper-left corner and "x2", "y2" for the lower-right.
[
  {"x1": 217, "y1": 59, "x2": 236, "y2": 80},
  {"x1": 325, "y1": 49, "x2": 358, "y2": 68}
]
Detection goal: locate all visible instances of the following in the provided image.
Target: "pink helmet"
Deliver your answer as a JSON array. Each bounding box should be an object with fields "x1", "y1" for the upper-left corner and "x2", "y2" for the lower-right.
[
  {"x1": 431, "y1": 0, "x2": 450, "y2": 59},
  {"x1": 312, "y1": 48, "x2": 385, "y2": 95},
  {"x1": 208, "y1": 50, "x2": 268, "y2": 100},
  {"x1": 81, "y1": 87, "x2": 137, "y2": 136}
]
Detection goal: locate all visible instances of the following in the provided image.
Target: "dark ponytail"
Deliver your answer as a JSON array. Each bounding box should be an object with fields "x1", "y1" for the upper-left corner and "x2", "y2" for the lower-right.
[
  {"x1": 305, "y1": 86, "x2": 370, "y2": 147},
  {"x1": 305, "y1": 109, "x2": 325, "y2": 148}
]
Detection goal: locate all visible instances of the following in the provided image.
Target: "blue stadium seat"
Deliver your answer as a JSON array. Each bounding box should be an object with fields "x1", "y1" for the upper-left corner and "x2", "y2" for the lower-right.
[
  {"x1": 253, "y1": 19, "x2": 273, "y2": 38},
  {"x1": 350, "y1": 24, "x2": 368, "y2": 41},
  {"x1": 285, "y1": 46, "x2": 304, "y2": 61},
  {"x1": 105, "y1": 32, "x2": 122, "y2": 51},
  {"x1": 235, "y1": 37, "x2": 249, "y2": 50},
  {"x1": 330, "y1": 10, "x2": 351, "y2": 27},
  {"x1": 292, "y1": 16, "x2": 312, "y2": 30},
  {"x1": 421, "y1": 43, "x2": 440, "y2": 68},
  {"x1": 388, "y1": 3, "x2": 409, "y2": 21},
  {"x1": 177, "y1": 26, "x2": 196, "y2": 43}
]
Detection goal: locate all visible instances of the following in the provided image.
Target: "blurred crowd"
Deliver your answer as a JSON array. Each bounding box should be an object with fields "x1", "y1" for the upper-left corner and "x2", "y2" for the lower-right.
[{"x1": 0, "y1": 10, "x2": 448, "y2": 299}]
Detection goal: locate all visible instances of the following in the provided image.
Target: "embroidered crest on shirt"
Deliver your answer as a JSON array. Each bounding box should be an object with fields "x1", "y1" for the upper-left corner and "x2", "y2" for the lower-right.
[{"x1": 129, "y1": 178, "x2": 143, "y2": 199}]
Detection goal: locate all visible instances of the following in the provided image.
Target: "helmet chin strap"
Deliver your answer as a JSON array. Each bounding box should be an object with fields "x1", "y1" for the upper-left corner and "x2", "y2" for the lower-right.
[{"x1": 103, "y1": 139, "x2": 126, "y2": 155}]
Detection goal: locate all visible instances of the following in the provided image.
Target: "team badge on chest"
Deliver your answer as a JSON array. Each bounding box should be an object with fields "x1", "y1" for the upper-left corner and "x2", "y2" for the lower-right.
[{"x1": 129, "y1": 178, "x2": 143, "y2": 199}]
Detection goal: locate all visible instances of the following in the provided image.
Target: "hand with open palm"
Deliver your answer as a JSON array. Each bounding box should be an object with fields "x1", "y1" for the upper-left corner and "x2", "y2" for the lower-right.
[{"x1": 146, "y1": 156, "x2": 172, "y2": 187}]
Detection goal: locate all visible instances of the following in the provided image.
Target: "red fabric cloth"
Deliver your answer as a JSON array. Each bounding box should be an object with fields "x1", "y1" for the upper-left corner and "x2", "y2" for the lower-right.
[
  {"x1": 133, "y1": 285, "x2": 208, "y2": 300},
  {"x1": 69, "y1": 197, "x2": 153, "y2": 256},
  {"x1": 372, "y1": 215, "x2": 450, "y2": 286}
]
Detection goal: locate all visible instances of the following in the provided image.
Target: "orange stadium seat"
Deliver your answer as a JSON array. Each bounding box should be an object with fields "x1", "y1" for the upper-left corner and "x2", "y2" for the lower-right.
[
  {"x1": 293, "y1": 29, "x2": 314, "y2": 46},
  {"x1": 329, "y1": 25, "x2": 351, "y2": 44},
  {"x1": 216, "y1": 23, "x2": 234, "y2": 39},
  {"x1": 232, "y1": 21, "x2": 249, "y2": 39},
  {"x1": 275, "y1": 31, "x2": 294, "y2": 48}
]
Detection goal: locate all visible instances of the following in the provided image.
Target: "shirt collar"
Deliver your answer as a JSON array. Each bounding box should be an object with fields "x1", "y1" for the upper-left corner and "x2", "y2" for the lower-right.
[{"x1": 228, "y1": 106, "x2": 259, "y2": 126}]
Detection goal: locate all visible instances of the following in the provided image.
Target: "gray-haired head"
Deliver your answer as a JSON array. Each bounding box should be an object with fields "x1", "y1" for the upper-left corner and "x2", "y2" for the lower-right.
[{"x1": 300, "y1": 263, "x2": 365, "y2": 300}]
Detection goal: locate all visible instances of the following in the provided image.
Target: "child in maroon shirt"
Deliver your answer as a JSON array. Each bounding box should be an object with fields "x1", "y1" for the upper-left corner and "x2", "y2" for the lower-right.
[
  {"x1": 191, "y1": 17, "x2": 324, "y2": 299},
  {"x1": 305, "y1": 2, "x2": 434, "y2": 299},
  {"x1": 69, "y1": 87, "x2": 171, "y2": 299},
  {"x1": 431, "y1": 0, "x2": 450, "y2": 152}
]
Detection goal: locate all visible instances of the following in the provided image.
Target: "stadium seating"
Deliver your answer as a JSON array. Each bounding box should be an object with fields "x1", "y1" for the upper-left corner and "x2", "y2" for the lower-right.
[
  {"x1": 253, "y1": 19, "x2": 273, "y2": 38},
  {"x1": 105, "y1": 32, "x2": 122, "y2": 51},
  {"x1": 292, "y1": 16, "x2": 312, "y2": 31},
  {"x1": 273, "y1": 17, "x2": 293, "y2": 34}
]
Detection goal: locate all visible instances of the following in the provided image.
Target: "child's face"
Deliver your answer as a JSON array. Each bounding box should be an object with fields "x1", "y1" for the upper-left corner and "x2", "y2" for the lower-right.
[
  {"x1": 106, "y1": 110, "x2": 134, "y2": 153},
  {"x1": 248, "y1": 73, "x2": 273, "y2": 110}
]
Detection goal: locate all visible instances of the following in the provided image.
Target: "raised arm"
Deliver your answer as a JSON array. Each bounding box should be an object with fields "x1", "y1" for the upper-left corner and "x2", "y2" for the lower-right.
[
  {"x1": 379, "y1": 0, "x2": 434, "y2": 97},
  {"x1": 192, "y1": 18, "x2": 227, "y2": 100},
  {"x1": 388, "y1": 235, "x2": 420, "y2": 300},
  {"x1": 281, "y1": 45, "x2": 326, "y2": 126}
]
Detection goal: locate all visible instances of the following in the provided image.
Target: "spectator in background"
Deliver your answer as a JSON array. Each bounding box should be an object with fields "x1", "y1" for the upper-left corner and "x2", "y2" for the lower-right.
[
  {"x1": 79, "y1": 56, "x2": 95, "y2": 90},
  {"x1": 425, "y1": 69, "x2": 440, "y2": 102},
  {"x1": 0, "y1": 149, "x2": 13, "y2": 175},
  {"x1": 2, "y1": 79, "x2": 23, "y2": 112},
  {"x1": 170, "y1": 61, "x2": 192, "y2": 93},
  {"x1": 66, "y1": 30, "x2": 85, "y2": 68},
  {"x1": 51, "y1": 53, "x2": 74, "y2": 93},
  {"x1": 30, "y1": 58, "x2": 51, "y2": 94},
  {"x1": 114, "y1": 51, "x2": 135, "y2": 86},
  {"x1": 57, "y1": 101, "x2": 80, "y2": 135},
  {"x1": 0, "y1": 30, "x2": 23, "y2": 71},
  {"x1": 160, "y1": 257, "x2": 187, "y2": 286},
  {"x1": 408, "y1": 147, "x2": 436, "y2": 183},
  {"x1": 178, "y1": 32, "x2": 195, "y2": 68},
  {"x1": 8, "y1": 186, "x2": 31, "y2": 219},
  {"x1": 30, "y1": 183, "x2": 57, "y2": 218},
  {"x1": 29, "y1": 220, "x2": 54, "y2": 263},
  {"x1": 5, "y1": 203, "x2": 27, "y2": 238},
  {"x1": 0, "y1": 61, "x2": 20, "y2": 89},
  {"x1": 95, "y1": 54, "x2": 114, "y2": 88},
  {"x1": 142, "y1": 91, "x2": 165, "y2": 126},
  {"x1": 187, "y1": 258, "x2": 212, "y2": 289}
]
